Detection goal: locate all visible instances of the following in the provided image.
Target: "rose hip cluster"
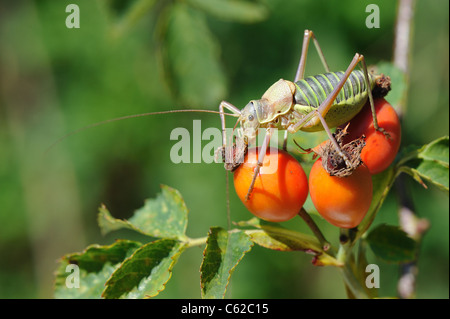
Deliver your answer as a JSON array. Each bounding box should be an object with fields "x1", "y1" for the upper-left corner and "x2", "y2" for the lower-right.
[{"x1": 233, "y1": 98, "x2": 401, "y2": 228}]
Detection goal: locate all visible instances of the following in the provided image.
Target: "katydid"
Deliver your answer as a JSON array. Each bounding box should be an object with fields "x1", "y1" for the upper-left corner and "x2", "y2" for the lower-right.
[
  {"x1": 49, "y1": 30, "x2": 390, "y2": 203},
  {"x1": 218, "y1": 29, "x2": 390, "y2": 200}
]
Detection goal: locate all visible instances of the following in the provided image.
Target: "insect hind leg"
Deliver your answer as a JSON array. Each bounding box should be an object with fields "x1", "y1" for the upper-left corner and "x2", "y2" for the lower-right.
[
  {"x1": 360, "y1": 59, "x2": 391, "y2": 138},
  {"x1": 285, "y1": 30, "x2": 331, "y2": 151},
  {"x1": 294, "y1": 30, "x2": 331, "y2": 82}
]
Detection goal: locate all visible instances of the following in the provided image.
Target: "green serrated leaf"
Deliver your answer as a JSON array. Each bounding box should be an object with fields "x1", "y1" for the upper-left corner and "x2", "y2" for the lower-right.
[
  {"x1": 98, "y1": 185, "x2": 189, "y2": 239},
  {"x1": 247, "y1": 230, "x2": 317, "y2": 252},
  {"x1": 102, "y1": 239, "x2": 187, "y2": 299},
  {"x1": 398, "y1": 137, "x2": 449, "y2": 193},
  {"x1": 366, "y1": 224, "x2": 416, "y2": 263},
  {"x1": 165, "y1": 3, "x2": 227, "y2": 107},
  {"x1": 236, "y1": 218, "x2": 342, "y2": 266},
  {"x1": 186, "y1": 0, "x2": 268, "y2": 23},
  {"x1": 200, "y1": 227, "x2": 253, "y2": 299},
  {"x1": 410, "y1": 160, "x2": 449, "y2": 192},
  {"x1": 54, "y1": 240, "x2": 141, "y2": 299},
  {"x1": 60, "y1": 240, "x2": 142, "y2": 273},
  {"x1": 417, "y1": 136, "x2": 449, "y2": 167},
  {"x1": 55, "y1": 263, "x2": 117, "y2": 299},
  {"x1": 98, "y1": 205, "x2": 142, "y2": 236},
  {"x1": 237, "y1": 218, "x2": 323, "y2": 253}
]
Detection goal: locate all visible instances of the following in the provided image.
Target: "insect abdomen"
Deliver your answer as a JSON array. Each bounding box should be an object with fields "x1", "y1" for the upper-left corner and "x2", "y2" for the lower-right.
[
  {"x1": 294, "y1": 70, "x2": 374, "y2": 108},
  {"x1": 293, "y1": 70, "x2": 375, "y2": 131}
]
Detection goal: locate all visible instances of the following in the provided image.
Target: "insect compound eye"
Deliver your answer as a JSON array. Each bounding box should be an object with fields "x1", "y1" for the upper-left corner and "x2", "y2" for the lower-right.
[{"x1": 244, "y1": 101, "x2": 256, "y2": 123}]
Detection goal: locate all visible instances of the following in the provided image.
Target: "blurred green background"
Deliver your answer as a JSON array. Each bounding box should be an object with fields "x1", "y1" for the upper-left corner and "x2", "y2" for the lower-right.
[{"x1": 0, "y1": 0, "x2": 448, "y2": 298}]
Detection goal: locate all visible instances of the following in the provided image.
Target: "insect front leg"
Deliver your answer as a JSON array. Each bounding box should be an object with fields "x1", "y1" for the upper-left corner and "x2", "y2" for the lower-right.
[
  {"x1": 245, "y1": 127, "x2": 274, "y2": 201},
  {"x1": 219, "y1": 101, "x2": 241, "y2": 145},
  {"x1": 217, "y1": 101, "x2": 245, "y2": 171}
]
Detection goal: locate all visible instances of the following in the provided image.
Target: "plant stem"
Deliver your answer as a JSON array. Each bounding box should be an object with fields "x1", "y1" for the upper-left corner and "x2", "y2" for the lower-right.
[
  {"x1": 337, "y1": 228, "x2": 351, "y2": 263},
  {"x1": 337, "y1": 245, "x2": 367, "y2": 299},
  {"x1": 185, "y1": 236, "x2": 208, "y2": 248},
  {"x1": 337, "y1": 228, "x2": 369, "y2": 299},
  {"x1": 393, "y1": 0, "x2": 430, "y2": 299},
  {"x1": 393, "y1": 0, "x2": 415, "y2": 117},
  {"x1": 298, "y1": 208, "x2": 331, "y2": 252},
  {"x1": 339, "y1": 264, "x2": 368, "y2": 299}
]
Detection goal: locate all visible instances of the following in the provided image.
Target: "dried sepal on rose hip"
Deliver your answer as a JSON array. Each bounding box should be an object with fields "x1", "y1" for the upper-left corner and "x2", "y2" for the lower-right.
[{"x1": 299, "y1": 125, "x2": 366, "y2": 177}]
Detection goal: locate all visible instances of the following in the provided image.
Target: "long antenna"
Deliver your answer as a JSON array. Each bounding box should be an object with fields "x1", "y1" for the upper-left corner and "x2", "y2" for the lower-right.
[{"x1": 46, "y1": 109, "x2": 240, "y2": 154}]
